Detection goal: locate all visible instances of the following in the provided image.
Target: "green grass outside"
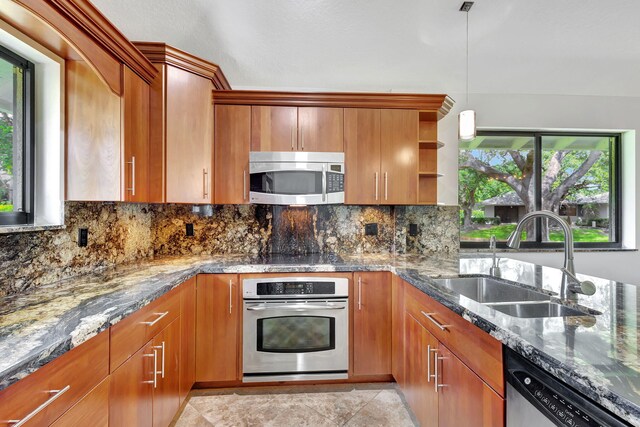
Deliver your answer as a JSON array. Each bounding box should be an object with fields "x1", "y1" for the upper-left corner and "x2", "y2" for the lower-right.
[
  {"x1": 0, "y1": 204, "x2": 13, "y2": 212},
  {"x1": 461, "y1": 223, "x2": 610, "y2": 242}
]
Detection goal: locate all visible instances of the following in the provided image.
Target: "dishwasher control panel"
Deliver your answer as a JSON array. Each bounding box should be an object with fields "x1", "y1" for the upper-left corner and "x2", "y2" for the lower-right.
[{"x1": 514, "y1": 371, "x2": 602, "y2": 427}]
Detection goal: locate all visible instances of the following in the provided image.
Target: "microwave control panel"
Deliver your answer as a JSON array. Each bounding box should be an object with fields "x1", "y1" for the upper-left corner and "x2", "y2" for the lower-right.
[{"x1": 327, "y1": 171, "x2": 344, "y2": 193}]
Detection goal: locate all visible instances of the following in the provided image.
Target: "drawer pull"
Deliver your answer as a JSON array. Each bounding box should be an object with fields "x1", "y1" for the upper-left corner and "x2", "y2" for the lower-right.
[
  {"x1": 8, "y1": 385, "x2": 71, "y2": 426},
  {"x1": 142, "y1": 311, "x2": 169, "y2": 326},
  {"x1": 420, "y1": 311, "x2": 450, "y2": 331}
]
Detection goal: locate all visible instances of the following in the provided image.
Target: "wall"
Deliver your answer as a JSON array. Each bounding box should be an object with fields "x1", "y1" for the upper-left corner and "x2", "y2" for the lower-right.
[
  {"x1": 439, "y1": 92, "x2": 640, "y2": 285},
  {"x1": 0, "y1": 203, "x2": 459, "y2": 296}
]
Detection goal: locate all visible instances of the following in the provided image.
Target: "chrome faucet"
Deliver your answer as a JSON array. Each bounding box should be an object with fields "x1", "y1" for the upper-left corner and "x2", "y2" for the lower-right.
[
  {"x1": 506, "y1": 210, "x2": 596, "y2": 301},
  {"x1": 489, "y1": 235, "x2": 501, "y2": 277}
]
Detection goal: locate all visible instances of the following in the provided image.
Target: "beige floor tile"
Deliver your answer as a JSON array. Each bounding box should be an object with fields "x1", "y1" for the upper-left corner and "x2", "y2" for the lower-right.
[
  {"x1": 345, "y1": 390, "x2": 416, "y2": 427},
  {"x1": 288, "y1": 390, "x2": 380, "y2": 424},
  {"x1": 172, "y1": 403, "x2": 214, "y2": 427}
]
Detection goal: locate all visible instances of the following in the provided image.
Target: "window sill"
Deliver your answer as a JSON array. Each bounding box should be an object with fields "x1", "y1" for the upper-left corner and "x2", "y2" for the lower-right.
[
  {"x1": 0, "y1": 224, "x2": 66, "y2": 235},
  {"x1": 461, "y1": 247, "x2": 637, "y2": 254}
]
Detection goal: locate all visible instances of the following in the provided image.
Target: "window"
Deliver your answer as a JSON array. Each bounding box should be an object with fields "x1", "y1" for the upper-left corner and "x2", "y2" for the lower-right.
[
  {"x1": 0, "y1": 45, "x2": 34, "y2": 226},
  {"x1": 459, "y1": 131, "x2": 620, "y2": 248}
]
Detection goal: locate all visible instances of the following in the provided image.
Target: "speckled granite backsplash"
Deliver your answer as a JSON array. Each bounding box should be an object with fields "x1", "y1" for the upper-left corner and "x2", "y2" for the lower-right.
[{"x1": 0, "y1": 203, "x2": 458, "y2": 296}]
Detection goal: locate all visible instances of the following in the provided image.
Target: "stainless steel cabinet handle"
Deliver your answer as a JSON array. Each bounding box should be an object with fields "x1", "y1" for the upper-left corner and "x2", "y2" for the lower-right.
[
  {"x1": 153, "y1": 342, "x2": 165, "y2": 379},
  {"x1": 243, "y1": 169, "x2": 247, "y2": 201},
  {"x1": 420, "y1": 311, "x2": 450, "y2": 331},
  {"x1": 246, "y1": 304, "x2": 346, "y2": 311},
  {"x1": 203, "y1": 168, "x2": 209, "y2": 199},
  {"x1": 7, "y1": 385, "x2": 71, "y2": 427},
  {"x1": 357, "y1": 276, "x2": 362, "y2": 311},
  {"x1": 384, "y1": 172, "x2": 388, "y2": 201},
  {"x1": 142, "y1": 350, "x2": 158, "y2": 388},
  {"x1": 322, "y1": 164, "x2": 327, "y2": 202},
  {"x1": 301, "y1": 127, "x2": 304, "y2": 150},
  {"x1": 435, "y1": 354, "x2": 447, "y2": 392},
  {"x1": 291, "y1": 127, "x2": 295, "y2": 150},
  {"x1": 427, "y1": 344, "x2": 431, "y2": 382},
  {"x1": 142, "y1": 311, "x2": 169, "y2": 326},
  {"x1": 374, "y1": 172, "x2": 379, "y2": 201},
  {"x1": 229, "y1": 279, "x2": 233, "y2": 314},
  {"x1": 126, "y1": 156, "x2": 136, "y2": 196}
]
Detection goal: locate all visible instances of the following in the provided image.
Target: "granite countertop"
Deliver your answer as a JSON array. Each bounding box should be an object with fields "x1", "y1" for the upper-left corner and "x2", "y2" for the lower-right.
[{"x1": 0, "y1": 253, "x2": 637, "y2": 425}]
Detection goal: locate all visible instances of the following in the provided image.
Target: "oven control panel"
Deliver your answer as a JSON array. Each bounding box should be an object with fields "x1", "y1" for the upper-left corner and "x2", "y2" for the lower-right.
[
  {"x1": 257, "y1": 281, "x2": 335, "y2": 296},
  {"x1": 243, "y1": 277, "x2": 349, "y2": 299}
]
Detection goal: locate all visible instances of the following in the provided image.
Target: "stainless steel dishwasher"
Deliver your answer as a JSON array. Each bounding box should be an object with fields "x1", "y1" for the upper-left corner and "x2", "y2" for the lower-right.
[{"x1": 505, "y1": 348, "x2": 631, "y2": 426}]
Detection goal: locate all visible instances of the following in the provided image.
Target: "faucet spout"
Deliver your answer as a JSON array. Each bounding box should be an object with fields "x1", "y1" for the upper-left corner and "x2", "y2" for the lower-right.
[{"x1": 507, "y1": 210, "x2": 593, "y2": 300}]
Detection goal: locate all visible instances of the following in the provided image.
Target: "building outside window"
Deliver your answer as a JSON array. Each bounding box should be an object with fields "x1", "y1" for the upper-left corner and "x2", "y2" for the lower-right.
[
  {"x1": 0, "y1": 44, "x2": 34, "y2": 226},
  {"x1": 459, "y1": 131, "x2": 620, "y2": 248}
]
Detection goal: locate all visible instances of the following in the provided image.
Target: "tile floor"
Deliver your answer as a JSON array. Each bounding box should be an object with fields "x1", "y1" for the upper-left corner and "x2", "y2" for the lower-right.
[{"x1": 172, "y1": 383, "x2": 417, "y2": 427}]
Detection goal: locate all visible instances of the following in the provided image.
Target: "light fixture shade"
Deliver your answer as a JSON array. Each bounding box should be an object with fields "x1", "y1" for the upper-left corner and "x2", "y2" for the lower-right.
[{"x1": 458, "y1": 109, "x2": 476, "y2": 141}]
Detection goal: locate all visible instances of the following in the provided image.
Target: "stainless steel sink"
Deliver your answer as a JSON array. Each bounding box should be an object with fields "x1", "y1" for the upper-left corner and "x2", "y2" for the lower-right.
[
  {"x1": 431, "y1": 277, "x2": 551, "y2": 304},
  {"x1": 484, "y1": 302, "x2": 591, "y2": 318}
]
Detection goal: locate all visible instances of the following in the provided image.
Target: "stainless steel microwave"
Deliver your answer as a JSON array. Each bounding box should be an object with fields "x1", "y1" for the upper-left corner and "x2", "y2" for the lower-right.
[{"x1": 249, "y1": 152, "x2": 344, "y2": 205}]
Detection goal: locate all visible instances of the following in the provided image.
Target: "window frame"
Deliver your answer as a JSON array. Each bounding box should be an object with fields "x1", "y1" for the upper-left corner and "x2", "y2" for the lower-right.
[
  {"x1": 460, "y1": 130, "x2": 622, "y2": 249},
  {"x1": 0, "y1": 44, "x2": 35, "y2": 226}
]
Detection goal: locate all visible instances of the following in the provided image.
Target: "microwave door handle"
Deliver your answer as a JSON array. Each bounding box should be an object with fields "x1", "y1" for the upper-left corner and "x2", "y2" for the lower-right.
[{"x1": 322, "y1": 164, "x2": 327, "y2": 202}]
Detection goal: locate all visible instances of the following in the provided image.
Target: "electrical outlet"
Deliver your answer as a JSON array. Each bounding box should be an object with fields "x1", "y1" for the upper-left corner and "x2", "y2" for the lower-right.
[
  {"x1": 364, "y1": 223, "x2": 378, "y2": 236},
  {"x1": 186, "y1": 223, "x2": 194, "y2": 237},
  {"x1": 409, "y1": 223, "x2": 419, "y2": 236},
  {"x1": 78, "y1": 228, "x2": 88, "y2": 247}
]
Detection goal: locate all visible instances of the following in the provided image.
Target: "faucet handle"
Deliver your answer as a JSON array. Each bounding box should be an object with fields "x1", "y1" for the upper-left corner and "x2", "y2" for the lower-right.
[{"x1": 561, "y1": 268, "x2": 597, "y2": 296}]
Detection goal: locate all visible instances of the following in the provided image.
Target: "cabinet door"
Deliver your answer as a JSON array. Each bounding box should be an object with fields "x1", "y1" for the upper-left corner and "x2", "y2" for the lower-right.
[
  {"x1": 66, "y1": 60, "x2": 121, "y2": 201},
  {"x1": 380, "y1": 109, "x2": 418, "y2": 205},
  {"x1": 391, "y1": 276, "x2": 405, "y2": 386},
  {"x1": 152, "y1": 319, "x2": 181, "y2": 427},
  {"x1": 195, "y1": 274, "x2": 239, "y2": 382},
  {"x1": 298, "y1": 107, "x2": 344, "y2": 152},
  {"x1": 353, "y1": 272, "x2": 391, "y2": 376},
  {"x1": 437, "y1": 344, "x2": 505, "y2": 427},
  {"x1": 251, "y1": 106, "x2": 298, "y2": 151},
  {"x1": 344, "y1": 108, "x2": 381, "y2": 205},
  {"x1": 179, "y1": 277, "x2": 196, "y2": 404},
  {"x1": 404, "y1": 312, "x2": 438, "y2": 427},
  {"x1": 215, "y1": 105, "x2": 251, "y2": 204},
  {"x1": 122, "y1": 66, "x2": 150, "y2": 202},
  {"x1": 52, "y1": 377, "x2": 110, "y2": 427},
  {"x1": 109, "y1": 341, "x2": 155, "y2": 427},
  {"x1": 165, "y1": 66, "x2": 213, "y2": 203}
]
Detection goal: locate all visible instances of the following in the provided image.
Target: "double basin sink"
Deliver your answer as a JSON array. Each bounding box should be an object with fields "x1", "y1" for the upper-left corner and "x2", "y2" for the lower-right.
[{"x1": 430, "y1": 277, "x2": 594, "y2": 318}]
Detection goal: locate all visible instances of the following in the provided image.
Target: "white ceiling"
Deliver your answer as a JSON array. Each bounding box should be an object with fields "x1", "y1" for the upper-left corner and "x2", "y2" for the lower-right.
[{"x1": 92, "y1": 0, "x2": 640, "y2": 97}]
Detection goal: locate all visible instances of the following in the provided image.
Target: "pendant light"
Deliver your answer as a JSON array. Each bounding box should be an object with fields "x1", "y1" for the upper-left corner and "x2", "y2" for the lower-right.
[{"x1": 458, "y1": 1, "x2": 476, "y2": 141}]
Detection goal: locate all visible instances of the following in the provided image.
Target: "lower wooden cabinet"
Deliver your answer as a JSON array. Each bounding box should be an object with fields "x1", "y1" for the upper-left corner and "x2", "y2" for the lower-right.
[
  {"x1": 52, "y1": 377, "x2": 110, "y2": 427},
  {"x1": 195, "y1": 274, "x2": 240, "y2": 382},
  {"x1": 152, "y1": 319, "x2": 181, "y2": 427},
  {"x1": 179, "y1": 277, "x2": 197, "y2": 403},
  {"x1": 353, "y1": 271, "x2": 392, "y2": 376}
]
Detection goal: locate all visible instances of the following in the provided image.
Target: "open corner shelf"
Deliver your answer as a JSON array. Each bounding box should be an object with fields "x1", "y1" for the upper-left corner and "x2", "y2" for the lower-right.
[{"x1": 418, "y1": 140, "x2": 444, "y2": 149}]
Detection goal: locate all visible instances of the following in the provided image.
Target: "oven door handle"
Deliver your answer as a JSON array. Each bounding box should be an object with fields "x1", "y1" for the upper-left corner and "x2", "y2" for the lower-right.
[{"x1": 246, "y1": 304, "x2": 346, "y2": 311}]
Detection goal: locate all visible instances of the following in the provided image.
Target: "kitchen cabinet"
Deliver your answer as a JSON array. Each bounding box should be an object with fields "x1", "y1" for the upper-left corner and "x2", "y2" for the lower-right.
[
  {"x1": 404, "y1": 312, "x2": 438, "y2": 427},
  {"x1": 391, "y1": 274, "x2": 406, "y2": 387},
  {"x1": 251, "y1": 106, "x2": 298, "y2": 151},
  {"x1": 52, "y1": 378, "x2": 110, "y2": 427},
  {"x1": 251, "y1": 106, "x2": 343, "y2": 152},
  {"x1": 67, "y1": 62, "x2": 152, "y2": 202},
  {"x1": 353, "y1": 271, "x2": 392, "y2": 376},
  {"x1": 135, "y1": 42, "x2": 229, "y2": 204},
  {"x1": 151, "y1": 319, "x2": 181, "y2": 427},
  {"x1": 195, "y1": 274, "x2": 240, "y2": 382},
  {"x1": 344, "y1": 108, "x2": 417, "y2": 205},
  {"x1": 436, "y1": 344, "x2": 505, "y2": 427},
  {"x1": 179, "y1": 277, "x2": 197, "y2": 404},
  {"x1": 109, "y1": 341, "x2": 155, "y2": 427},
  {"x1": 380, "y1": 109, "x2": 418, "y2": 205},
  {"x1": 344, "y1": 108, "x2": 381, "y2": 205},
  {"x1": 215, "y1": 105, "x2": 251, "y2": 204},
  {"x1": 122, "y1": 66, "x2": 151, "y2": 202}
]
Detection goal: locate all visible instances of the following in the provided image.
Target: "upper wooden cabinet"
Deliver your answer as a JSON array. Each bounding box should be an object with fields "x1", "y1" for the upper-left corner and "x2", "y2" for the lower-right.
[
  {"x1": 251, "y1": 106, "x2": 343, "y2": 152},
  {"x1": 134, "y1": 42, "x2": 230, "y2": 204},
  {"x1": 251, "y1": 106, "x2": 298, "y2": 151},
  {"x1": 344, "y1": 108, "x2": 417, "y2": 205},
  {"x1": 215, "y1": 105, "x2": 251, "y2": 204}
]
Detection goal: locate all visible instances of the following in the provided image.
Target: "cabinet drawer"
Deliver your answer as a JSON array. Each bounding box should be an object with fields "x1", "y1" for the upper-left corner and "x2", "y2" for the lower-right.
[
  {"x1": 51, "y1": 377, "x2": 110, "y2": 427},
  {"x1": 0, "y1": 331, "x2": 109, "y2": 427},
  {"x1": 110, "y1": 286, "x2": 180, "y2": 371},
  {"x1": 404, "y1": 283, "x2": 504, "y2": 396}
]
